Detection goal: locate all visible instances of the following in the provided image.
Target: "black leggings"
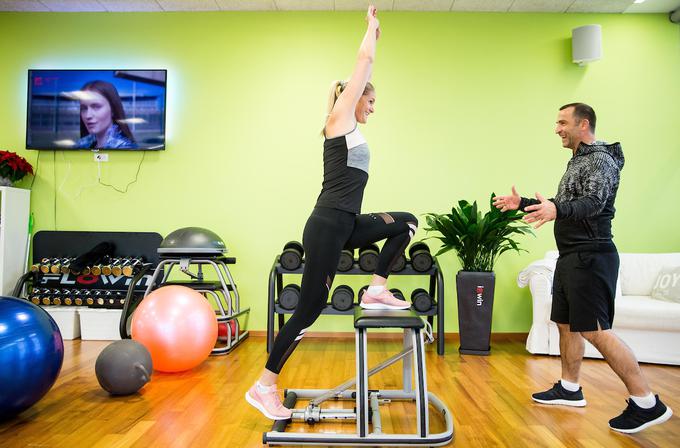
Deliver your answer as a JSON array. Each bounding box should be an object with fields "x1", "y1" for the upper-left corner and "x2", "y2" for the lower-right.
[{"x1": 266, "y1": 207, "x2": 418, "y2": 374}]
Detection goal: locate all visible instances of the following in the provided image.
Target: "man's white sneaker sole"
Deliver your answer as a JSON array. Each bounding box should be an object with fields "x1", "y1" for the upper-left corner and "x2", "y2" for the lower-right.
[
  {"x1": 609, "y1": 407, "x2": 673, "y2": 434},
  {"x1": 532, "y1": 397, "x2": 587, "y2": 407}
]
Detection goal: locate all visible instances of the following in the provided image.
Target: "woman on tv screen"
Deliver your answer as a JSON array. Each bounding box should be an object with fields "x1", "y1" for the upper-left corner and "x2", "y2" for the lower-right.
[{"x1": 76, "y1": 80, "x2": 137, "y2": 149}]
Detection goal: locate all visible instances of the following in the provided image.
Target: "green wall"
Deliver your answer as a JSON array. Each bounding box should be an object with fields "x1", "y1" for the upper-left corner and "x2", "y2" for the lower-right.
[{"x1": 1, "y1": 11, "x2": 679, "y2": 333}]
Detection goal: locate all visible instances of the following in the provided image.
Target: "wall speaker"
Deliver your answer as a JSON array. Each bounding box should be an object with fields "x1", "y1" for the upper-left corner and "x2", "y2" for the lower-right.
[
  {"x1": 572, "y1": 24, "x2": 602, "y2": 66},
  {"x1": 670, "y1": 8, "x2": 680, "y2": 24}
]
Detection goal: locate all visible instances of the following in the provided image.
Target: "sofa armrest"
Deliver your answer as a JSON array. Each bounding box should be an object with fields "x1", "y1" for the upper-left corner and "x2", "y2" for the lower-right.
[
  {"x1": 518, "y1": 256, "x2": 556, "y2": 354},
  {"x1": 517, "y1": 255, "x2": 556, "y2": 289},
  {"x1": 527, "y1": 272, "x2": 553, "y2": 320}
]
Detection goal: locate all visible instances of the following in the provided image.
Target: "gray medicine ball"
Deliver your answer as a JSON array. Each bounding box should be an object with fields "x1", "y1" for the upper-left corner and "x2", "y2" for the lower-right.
[{"x1": 95, "y1": 340, "x2": 153, "y2": 395}]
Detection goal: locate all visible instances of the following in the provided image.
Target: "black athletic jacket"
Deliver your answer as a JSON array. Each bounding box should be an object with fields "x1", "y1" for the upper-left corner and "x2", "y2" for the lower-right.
[{"x1": 520, "y1": 141, "x2": 625, "y2": 255}]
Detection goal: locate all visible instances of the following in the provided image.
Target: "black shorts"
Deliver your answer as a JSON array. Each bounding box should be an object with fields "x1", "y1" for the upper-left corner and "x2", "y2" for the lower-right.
[{"x1": 551, "y1": 251, "x2": 619, "y2": 332}]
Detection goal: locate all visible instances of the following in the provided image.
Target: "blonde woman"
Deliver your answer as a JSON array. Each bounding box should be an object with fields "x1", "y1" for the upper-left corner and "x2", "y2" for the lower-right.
[{"x1": 246, "y1": 5, "x2": 418, "y2": 420}]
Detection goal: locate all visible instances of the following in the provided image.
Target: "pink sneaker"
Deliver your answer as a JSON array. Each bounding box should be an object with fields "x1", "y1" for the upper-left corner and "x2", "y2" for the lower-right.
[
  {"x1": 360, "y1": 288, "x2": 411, "y2": 310},
  {"x1": 245, "y1": 382, "x2": 292, "y2": 420}
]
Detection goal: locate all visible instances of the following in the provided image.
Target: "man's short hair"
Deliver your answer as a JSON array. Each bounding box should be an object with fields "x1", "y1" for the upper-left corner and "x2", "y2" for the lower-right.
[{"x1": 560, "y1": 103, "x2": 596, "y2": 133}]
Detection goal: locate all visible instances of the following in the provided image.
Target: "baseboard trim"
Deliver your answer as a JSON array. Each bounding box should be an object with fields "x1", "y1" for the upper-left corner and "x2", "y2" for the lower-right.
[{"x1": 248, "y1": 330, "x2": 527, "y2": 342}]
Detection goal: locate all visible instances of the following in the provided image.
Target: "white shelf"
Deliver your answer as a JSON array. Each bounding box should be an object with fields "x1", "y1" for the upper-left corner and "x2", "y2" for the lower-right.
[{"x1": 0, "y1": 186, "x2": 31, "y2": 296}]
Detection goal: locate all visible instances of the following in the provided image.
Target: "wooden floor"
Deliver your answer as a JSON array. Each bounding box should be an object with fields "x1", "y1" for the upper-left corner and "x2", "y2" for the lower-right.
[{"x1": 1, "y1": 335, "x2": 678, "y2": 448}]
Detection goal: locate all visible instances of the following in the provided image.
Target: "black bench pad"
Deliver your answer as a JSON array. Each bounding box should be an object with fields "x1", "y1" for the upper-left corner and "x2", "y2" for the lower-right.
[{"x1": 354, "y1": 308, "x2": 424, "y2": 329}]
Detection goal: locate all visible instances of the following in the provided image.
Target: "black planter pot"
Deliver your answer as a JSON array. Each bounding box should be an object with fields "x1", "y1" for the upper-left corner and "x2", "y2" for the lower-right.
[{"x1": 456, "y1": 271, "x2": 496, "y2": 355}]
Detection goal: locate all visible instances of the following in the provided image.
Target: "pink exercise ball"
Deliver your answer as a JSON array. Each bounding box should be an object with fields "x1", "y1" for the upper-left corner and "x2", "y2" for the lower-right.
[{"x1": 131, "y1": 285, "x2": 217, "y2": 373}]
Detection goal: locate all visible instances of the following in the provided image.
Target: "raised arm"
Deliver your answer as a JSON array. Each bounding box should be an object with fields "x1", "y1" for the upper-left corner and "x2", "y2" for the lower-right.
[{"x1": 325, "y1": 5, "x2": 380, "y2": 137}]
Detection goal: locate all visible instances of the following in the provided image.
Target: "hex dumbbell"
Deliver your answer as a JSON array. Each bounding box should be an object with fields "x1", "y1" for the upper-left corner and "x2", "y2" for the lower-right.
[
  {"x1": 358, "y1": 285, "x2": 369, "y2": 301},
  {"x1": 331, "y1": 285, "x2": 354, "y2": 311},
  {"x1": 279, "y1": 284, "x2": 300, "y2": 310},
  {"x1": 357, "y1": 286, "x2": 404, "y2": 302},
  {"x1": 411, "y1": 288, "x2": 434, "y2": 312},
  {"x1": 390, "y1": 288, "x2": 406, "y2": 301},
  {"x1": 391, "y1": 252, "x2": 407, "y2": 273},
  {"x1": 337, "y1": 249, "x2": 355, "y2": 272},
  {"x1": 409, "y1": 242, "x2": 433, "y2": 272},
  {"x1": 280, "y1": 241, "x2": 304, "y2": 270},
  {"x1": 358, "y1": 243, "x2": 380, "y2": 272}
]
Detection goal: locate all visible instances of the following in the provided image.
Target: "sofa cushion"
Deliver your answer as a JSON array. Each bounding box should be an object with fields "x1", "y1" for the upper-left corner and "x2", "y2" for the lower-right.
[
  {"x1": 650, "y1": 266, "x2": 680, "y2": 303},
  {"x1": 619, "y1": 253, "x2": 680, "y2": 296},
  {"x1": 614, "y1": 295, "x2": 680, "y2": 331}
]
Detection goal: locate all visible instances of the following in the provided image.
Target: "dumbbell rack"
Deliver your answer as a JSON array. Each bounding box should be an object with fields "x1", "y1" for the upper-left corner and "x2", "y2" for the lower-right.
[
  {"x1": 266, "y1": 257, "x2": 446, "y2": 355},
  {"x1": 15, "y1": 230, "x2": 163, "y2": 308}
]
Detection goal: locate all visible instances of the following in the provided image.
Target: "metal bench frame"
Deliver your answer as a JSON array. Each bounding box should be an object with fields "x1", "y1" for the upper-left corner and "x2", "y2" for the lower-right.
[{"x1": 263, "y1": 310, "x2": 454, "y2": 446}]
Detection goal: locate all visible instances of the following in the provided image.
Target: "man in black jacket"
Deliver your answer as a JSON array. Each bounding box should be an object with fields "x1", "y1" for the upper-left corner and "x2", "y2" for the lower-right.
[{"x1": 493, "y1": 103, "x2": 672, "y2": 433}]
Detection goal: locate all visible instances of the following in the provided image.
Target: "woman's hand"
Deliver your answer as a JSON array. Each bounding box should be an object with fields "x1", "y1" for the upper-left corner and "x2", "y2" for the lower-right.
[{"x1": 366, "y1": 5, "x2": 380, "y2": 40}]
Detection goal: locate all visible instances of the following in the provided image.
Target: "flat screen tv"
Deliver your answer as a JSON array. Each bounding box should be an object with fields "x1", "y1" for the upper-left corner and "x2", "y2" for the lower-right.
[{"x1": 26, "y1": 69, "x2": 167, "y2": 150}]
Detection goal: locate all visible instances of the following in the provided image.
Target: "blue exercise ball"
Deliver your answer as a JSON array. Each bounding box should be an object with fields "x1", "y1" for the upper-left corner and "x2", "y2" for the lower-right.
[{"x1": 0, "y1": 296, "x2": 64, "y2": 420}]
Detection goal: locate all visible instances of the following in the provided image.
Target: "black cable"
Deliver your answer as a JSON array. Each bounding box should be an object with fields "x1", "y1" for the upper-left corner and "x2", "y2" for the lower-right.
[
  {"x1": 98, "y1": 151, "x2": 146, "y2": 194},
  {"x1": 28, "y1": 150, "x2": 40, "y2": 189}
]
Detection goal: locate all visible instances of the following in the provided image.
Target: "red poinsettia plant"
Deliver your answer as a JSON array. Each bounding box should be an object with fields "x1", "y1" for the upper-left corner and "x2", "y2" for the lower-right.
[{"x1": 0, "y1": 150, "x2": 34, "y2": 184}]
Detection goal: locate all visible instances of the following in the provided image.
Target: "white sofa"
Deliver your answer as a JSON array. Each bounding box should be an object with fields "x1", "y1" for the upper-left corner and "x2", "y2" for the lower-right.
[{"x1": 519, "y1": 251, "x2": 680, "y2": 366}]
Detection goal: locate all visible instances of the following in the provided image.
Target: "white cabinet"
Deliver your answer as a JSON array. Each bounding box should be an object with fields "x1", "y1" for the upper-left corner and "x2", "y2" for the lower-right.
[{"x1": 0, "y1": 186, "x2": 30, "y2": 296}]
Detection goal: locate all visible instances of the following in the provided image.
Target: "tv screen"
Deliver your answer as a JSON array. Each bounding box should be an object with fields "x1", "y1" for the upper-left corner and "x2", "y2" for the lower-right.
[{"x1": 26, "y1": 69, "x2": 167, "y2": 150}]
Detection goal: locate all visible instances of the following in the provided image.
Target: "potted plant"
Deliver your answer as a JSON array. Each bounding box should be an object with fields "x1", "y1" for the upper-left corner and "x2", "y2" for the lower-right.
[
  {"x1": 0, "y1": 150, "x2": 34, "y2": 187},
  {"x1": 424, "y1": 194, "x2": 532, "y2": 355}
]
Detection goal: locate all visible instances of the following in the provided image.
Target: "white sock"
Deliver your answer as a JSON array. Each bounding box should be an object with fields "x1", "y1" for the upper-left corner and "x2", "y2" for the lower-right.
[
  {"x1": 367, "y1": 285, "x2": 385, "y2": 295},
  {"x1": 560, "y1": 379, "x2": 580, "y2": 392},
  {"x1": 630, "y1": 393, "x2": 656, "y2": 409},
  {"x1": 256, "y1": 381, "x2": 276, "y2": 393}
]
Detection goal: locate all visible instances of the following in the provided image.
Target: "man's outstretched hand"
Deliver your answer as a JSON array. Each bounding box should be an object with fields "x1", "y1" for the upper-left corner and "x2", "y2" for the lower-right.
[{"x1": 523, "y1": 192, "x2": 556, "y2": 229}]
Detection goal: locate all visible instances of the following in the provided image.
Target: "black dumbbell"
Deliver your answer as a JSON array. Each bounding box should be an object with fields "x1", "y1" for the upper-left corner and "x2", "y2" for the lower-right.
[
  {"x1": 337, "y1": 249, "x2": 354, "y2": 272},
  {"x1": 279, "y1": 284, "x2": 300, "y2": 310},
  {"x1": 389, "y1": 288, "x2": 405, "y2": 301},
  {"x1": 411, "y1": 288, "x2": 434, "y2": 312},
  {"x1": 358, "y1": 285, "x2": 369, "y2": 301},
  {"x1": 391, "y1": 253, "x2": 407, "y2": 273},
  {"x1": 358, "y1": 285, "x2": 403, "y2": 301},
  {"x1": 331, "y1": 285, "x2": 354, "y2": 311},
  {"x1": 358, "y1": 243, "x2": 380, "y2": 272},
  {"x1": 409, "y1": 242, "x2": 433, "y2": 272},
  {"x1": 280, "y1": 241, "x2": 304, "y2": 270}
]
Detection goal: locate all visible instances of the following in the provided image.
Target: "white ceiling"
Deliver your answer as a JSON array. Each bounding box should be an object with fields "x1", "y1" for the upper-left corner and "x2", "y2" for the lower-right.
[{"x1": 0, "y1": 0, "x2": 679, "y2": 13}]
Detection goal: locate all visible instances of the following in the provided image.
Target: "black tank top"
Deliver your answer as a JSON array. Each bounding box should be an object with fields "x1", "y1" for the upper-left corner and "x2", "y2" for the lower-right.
[{"x1": 315, "y1": 126, "x2": 370, "y2": 214}]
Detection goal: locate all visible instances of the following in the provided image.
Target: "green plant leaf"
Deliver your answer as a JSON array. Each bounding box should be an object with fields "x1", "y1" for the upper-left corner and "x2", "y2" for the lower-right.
[{"x1": 424, "y1": 193, "x2": 535, "y2": 271}]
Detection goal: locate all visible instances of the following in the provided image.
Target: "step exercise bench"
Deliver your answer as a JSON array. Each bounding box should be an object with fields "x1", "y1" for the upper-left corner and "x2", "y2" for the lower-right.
[{"x1": 263, "y1": 308, "x2": 454, "y2": 446}]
